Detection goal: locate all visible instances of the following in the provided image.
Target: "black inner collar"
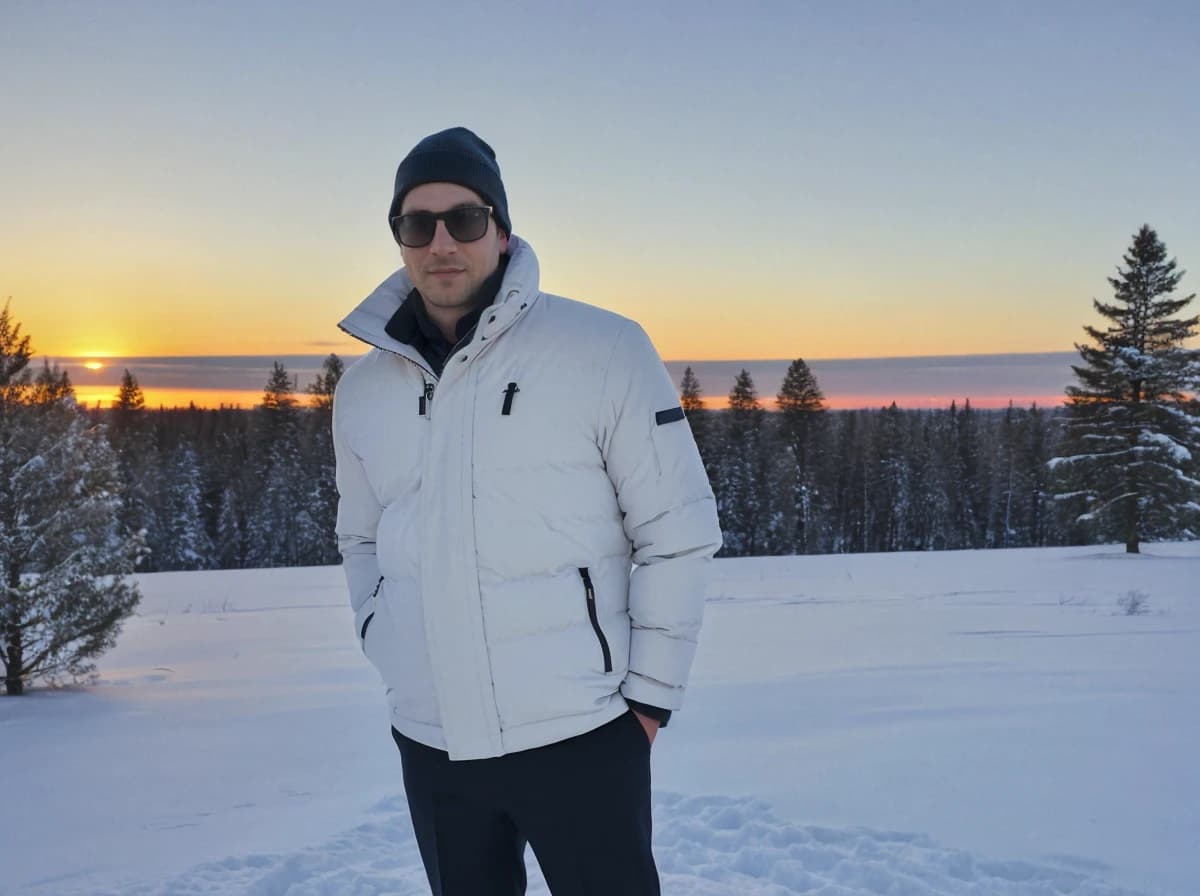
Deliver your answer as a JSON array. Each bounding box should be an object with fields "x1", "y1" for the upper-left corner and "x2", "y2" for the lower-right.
[{"x1": 384, "y1": 254, "x2": 510, "y2": 376}]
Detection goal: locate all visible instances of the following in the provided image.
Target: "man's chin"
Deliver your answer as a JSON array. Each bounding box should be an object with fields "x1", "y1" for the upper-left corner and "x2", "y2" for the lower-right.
[{"x1": 420, "y1": 288, "x2": 473, "y2": 309}]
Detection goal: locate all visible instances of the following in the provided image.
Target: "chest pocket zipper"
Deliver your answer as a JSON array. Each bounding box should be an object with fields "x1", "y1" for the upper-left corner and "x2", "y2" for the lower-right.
[{"x1": 579, "y1": 567, "x2": 612, "y2": 673}]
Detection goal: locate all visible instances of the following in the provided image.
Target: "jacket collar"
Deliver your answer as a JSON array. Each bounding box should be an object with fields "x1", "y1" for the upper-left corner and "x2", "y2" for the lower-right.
[{"x1": 338, "y1": 235, "x2": 541, "y2": 372}]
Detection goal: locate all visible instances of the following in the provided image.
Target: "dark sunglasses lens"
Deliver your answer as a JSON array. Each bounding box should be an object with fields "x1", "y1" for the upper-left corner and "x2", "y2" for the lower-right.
[
  {"x1": 396, "y1": 214, "x2": 436, "y2": 247},
  {"x1": 444, "y1": 207, "x2": 490, "y2": 242}
]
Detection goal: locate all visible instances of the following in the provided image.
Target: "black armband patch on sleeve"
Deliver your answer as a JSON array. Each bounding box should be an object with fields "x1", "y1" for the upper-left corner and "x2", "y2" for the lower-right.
[{"x1": 655, "y1": 406, "x2": 685, "y2": 425}]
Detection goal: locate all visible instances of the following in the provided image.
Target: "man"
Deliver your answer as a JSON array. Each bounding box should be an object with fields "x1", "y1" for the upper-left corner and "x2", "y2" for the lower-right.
[{"x1": 333, "y1": 126, "x2": 721, "y2": 895}]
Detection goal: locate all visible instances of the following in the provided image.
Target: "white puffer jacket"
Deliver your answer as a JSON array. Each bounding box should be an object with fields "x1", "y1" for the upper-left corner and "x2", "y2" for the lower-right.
[{"x1": 334, "y1": 236, "x2": 721, "y2": 760}]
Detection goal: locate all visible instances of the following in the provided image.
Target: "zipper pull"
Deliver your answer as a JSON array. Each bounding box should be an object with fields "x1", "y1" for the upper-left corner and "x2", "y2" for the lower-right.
[
  {"x1": 419, "y1": 381, "x2": 435, "y2": 417},
  {"x1": 501, "y1": 381, "x2": 520, "y2": 416}
]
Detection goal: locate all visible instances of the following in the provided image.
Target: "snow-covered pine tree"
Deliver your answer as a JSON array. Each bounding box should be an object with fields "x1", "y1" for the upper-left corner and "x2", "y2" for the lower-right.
[
  {"x1": 985, "y1": 404, "x2": 1060, "y2": 548},
  {"x1": 826, "y1": 410, "x2": 866, "y2": 553},
  {"x1": 209, "y1": 411, "x2": 254, "y2": 569},
  {"x1": 1049, "y1": 225, "x2": 1200, "y2": 552},
  {"x1": 107, "y1": 369, "x2": 158, "y2": 567},
  {"x1": 714, "y1": 370, "x2": 778, "y2": 556},
  {"x1": 1023, "y1": 405, "x2": 1062, "y2": 546},
  {"x1": 246, "y1": 362, "x2": 306, "y2": 567},
  {"x1": 301, "y1": 354, "x2": 344, "y2": 565},
  {"x1": 0, "y1": 306, "x2": 141, "y2": 695},
  {"x1": 215, "y1": 484, "x2": 245, "y2": 569},
  {"x1": 154, "y1": 443, "x2": 213, "y2": 571},
  {"x1": 866, "y1": 403, "x2": 912, "y2": 552},
  {"x1": 776, "y1": 358, "x2": 827, "y2": 553}
]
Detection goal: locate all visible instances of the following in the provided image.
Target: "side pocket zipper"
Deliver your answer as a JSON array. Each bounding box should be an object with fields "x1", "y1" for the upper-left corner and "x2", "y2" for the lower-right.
[
  {"x1": 360, "y1": 576, "x2": 384, "y2": 640},
  {"x1": 579, "y1": 567, "x2": 613, "y2": 673}
]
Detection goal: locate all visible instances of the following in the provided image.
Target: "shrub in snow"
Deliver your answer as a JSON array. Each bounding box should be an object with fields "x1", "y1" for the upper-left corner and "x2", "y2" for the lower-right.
[
  {"x1": 1, "y1": 303, "x2": 142, "y2": 696},
  {"x1": 1116, "y1": 590, "x2": 1151, "y2": 616}
]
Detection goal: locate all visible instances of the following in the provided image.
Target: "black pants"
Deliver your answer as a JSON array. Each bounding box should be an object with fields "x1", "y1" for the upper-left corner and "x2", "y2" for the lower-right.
[{"x1": 392, "y1": 711, "x2": 660, "y2": 896}]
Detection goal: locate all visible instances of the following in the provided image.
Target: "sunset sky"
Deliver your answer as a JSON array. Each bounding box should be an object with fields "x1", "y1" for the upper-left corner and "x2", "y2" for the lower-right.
[{"x1": 4, "y1": 1, "x2": 1199, "y2": 398}]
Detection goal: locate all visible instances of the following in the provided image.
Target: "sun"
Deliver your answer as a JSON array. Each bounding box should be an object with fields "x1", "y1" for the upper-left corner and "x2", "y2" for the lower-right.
[{"x1": 84, "y1": 360, "x2": 105, "y2": 371}]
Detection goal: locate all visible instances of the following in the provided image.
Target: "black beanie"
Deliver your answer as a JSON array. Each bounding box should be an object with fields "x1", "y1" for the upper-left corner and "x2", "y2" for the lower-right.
[{"x1": 389, "y1": 127, "x2": 511, "y2": 236}]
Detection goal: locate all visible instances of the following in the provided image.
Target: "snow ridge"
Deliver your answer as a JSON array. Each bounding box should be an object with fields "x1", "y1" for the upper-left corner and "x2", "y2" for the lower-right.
[{"x1": 89, "y1": 792, "x2": 1145, "y2": 896}]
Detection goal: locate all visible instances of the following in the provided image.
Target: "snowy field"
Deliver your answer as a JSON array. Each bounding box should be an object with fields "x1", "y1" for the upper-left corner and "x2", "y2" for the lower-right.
[{"x1": 2, "y1": 543, "x2": 1197, "y2": 896}]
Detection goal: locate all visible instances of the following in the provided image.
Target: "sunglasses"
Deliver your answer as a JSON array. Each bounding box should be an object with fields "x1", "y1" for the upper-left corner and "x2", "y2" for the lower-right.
[{"x1": 391, "y1": 205, "x2": 494, "y2": 248}]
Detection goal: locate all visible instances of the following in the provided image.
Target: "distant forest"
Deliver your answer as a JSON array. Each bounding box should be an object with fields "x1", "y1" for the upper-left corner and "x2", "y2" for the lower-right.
[{"x1": 82, "y1": 354, "x2": 1105, "y2": 574}]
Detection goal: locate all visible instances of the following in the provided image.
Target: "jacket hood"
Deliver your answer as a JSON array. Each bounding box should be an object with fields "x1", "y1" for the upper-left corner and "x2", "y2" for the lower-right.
[{"x1": 338, "y1": 235, "x2": 541, "y2": 357}]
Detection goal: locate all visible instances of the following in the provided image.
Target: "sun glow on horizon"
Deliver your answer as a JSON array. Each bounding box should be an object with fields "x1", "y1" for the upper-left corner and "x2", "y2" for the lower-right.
[{"x1": 83, "y1": 360, "x2": 105, "y2": 371}]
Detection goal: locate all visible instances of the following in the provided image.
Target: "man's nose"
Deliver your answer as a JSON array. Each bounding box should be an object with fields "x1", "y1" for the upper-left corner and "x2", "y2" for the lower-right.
[{"x1": 429, "y1": 220, "x2": 458, "y2": 253}]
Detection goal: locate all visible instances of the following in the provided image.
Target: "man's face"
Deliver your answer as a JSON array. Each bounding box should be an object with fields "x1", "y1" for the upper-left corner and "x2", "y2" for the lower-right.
[{"x1": 400, "y1": 182, "x2": 509, "y2": 311}]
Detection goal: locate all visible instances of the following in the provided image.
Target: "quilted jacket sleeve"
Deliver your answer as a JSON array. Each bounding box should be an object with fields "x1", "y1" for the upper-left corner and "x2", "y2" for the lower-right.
[
  {"x1": 333, "y1": 380, "x2": 385, "y2": 644},
  {"x1": 598, "y1": 321, "x2": 723, "y2": 712}
]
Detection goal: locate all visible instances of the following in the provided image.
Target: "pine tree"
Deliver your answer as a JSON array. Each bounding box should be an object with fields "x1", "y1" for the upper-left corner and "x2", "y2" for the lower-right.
[
  {"x1": 777, "y1": 359, "x2": 826, "y2": 416},
  {"x1": 154, "y1": 443, "x2": 212, "y2": 571},
  {"x1": 0, "y1": 310, "x2": 141, "y2": 695},
  {"x1": 246, "y1": 363, "x2": 305, "y2": 567},
  {"x1": 904, "y1": 410, "x2": 946, "y2": 549},
  {"x1": 215, "y1": 484, "x2": 245, "y2": 569},
  {"x1": 208, "y1": 411, "x2": 254, "y2": 569},
  {"x1": 680, "y1": 367, "x2": 703, "y2": 414},
  {"x1": 867, "y1": 403, "x2": 911, "y2": 552},
  {"x1": 306, "y1": 353, "x2": 344, "y2": 413},
  {"x1": 302, "y1": 355, "x2": 343, "y2": 565},
  {"x1": 776, "y1": 358, "x2": 827, "y2": 554},
  {"x1": 715, "y1": 370, "x2": 777, "y2": 556},
  {"x1": 107, "y1": 369, "x2": 158, "y2": 567},
  {"x1": 1023, "y1": 405, "x2": 1061, "y2": 546},
  {"x1": 833, "y1": 411, "x2": 871, "y2": 553},
  {"x1": 1050, "y1": 225, "x2": 1200, "y2": 552},
  {"x1": 678, "y1": 366, "x2": 719, "y2": 492}
]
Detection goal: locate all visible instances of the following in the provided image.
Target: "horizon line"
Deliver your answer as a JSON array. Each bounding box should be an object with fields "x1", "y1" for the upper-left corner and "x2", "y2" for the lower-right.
[{"x1": 48, "y1": 348, "x2": 1081, "y2": 363}]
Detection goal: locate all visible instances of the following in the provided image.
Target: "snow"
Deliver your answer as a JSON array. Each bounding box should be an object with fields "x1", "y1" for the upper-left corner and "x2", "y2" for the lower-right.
[
  {"x1": 1137, "y1": 430, "x2": 1192, "y2": 463},
  {"x1": 2, "y1": 544, "x2": 1197, "y2": 896}
]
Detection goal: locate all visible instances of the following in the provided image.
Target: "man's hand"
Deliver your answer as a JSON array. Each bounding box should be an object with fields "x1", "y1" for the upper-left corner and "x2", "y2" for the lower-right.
[{"x1": 632, "y1": 710, "x2": 659, "y2": 746}]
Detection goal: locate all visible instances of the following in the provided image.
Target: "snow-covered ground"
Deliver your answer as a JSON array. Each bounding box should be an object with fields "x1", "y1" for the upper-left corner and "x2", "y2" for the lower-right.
[{"x1": 2, "y1": 543, "x2": 1196, "y2": 896}]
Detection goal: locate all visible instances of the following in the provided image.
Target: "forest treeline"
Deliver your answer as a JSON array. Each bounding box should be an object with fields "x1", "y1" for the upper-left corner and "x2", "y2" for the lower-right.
[{"x1": 82, "y1": 358, "x2": 1074, "y2": 570}]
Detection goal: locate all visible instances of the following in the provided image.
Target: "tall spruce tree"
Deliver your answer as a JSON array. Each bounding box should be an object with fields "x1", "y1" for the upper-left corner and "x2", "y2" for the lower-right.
[
  {"x1": 0, "y1": 308, "x2": 141, "y2": 694},
  {"x1": 215, "y1": 484, "x2": 245, "y2": 569},
  {"x1": 246, "y1": 363, "x2": 306, "y2": 567},
  {"x1": 107, "y1": 369, "x2": 158, "y2": 567},
  {"x1": 1050, "y1": 225, "x2": 1200, "y2": 552},
  {"x1": 867, "y1": 403, "x2": 911, "y2": 552},
  {"x1": 776, "y1": 358, "x2": 827, "y2": 553},
  {"x1": 302, "y1": 354, "x2": 344, "y2": 564},
  {"x1": 154, "y1": 443, "x2": 212, "y2": 571},
  {"x1": 715, "y1": 370, "x2": 777, "y2": 556}
]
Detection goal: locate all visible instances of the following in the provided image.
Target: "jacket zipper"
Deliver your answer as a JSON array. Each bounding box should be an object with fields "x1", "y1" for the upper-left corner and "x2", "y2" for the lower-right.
[
  {"x1": 360, "y1": 575, "x2": 384, "y2": 640},
  {"x1": 419, "y1": 380, "x2": 434, "y2": 417},
  {"x1": 578, "y1": 567, "x2": 612, "y2": 673}
]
